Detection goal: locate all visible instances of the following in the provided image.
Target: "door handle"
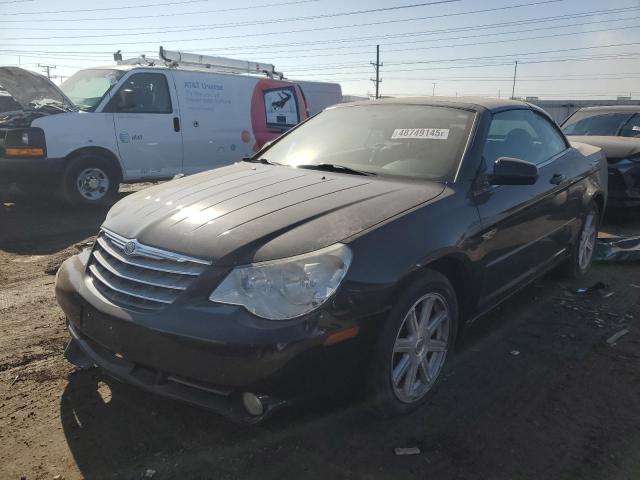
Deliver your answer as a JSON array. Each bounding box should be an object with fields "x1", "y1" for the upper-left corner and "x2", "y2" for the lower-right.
[
  {"x1": 173, "y1": 117, "x2": 180, "y2": 132},
  {"x1": 550, "y1": 173, "x2": 565, "y2": 185}
]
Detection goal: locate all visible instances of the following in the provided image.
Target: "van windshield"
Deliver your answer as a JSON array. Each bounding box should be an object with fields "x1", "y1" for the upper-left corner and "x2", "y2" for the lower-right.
[
  {"x1": 61, "y1": 69, "x2": 124, "y2": 112},
  {"x1": 263, "y1": 104, "x2": 475, "y2": 181}
]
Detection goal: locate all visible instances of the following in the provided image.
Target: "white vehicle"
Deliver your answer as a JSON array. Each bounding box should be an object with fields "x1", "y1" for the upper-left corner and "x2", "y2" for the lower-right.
[{"x1": 0, "y1": 48, "x2": 342, "y2": 206}]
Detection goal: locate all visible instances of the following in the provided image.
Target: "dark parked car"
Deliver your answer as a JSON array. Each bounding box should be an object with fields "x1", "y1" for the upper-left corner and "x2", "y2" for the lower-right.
[
  {"x1": 56, "y1": 97, "x2": 607, "y2": 423},
  {"x1": 561, "y1": 106, "x2": 640, "y2": 207}
]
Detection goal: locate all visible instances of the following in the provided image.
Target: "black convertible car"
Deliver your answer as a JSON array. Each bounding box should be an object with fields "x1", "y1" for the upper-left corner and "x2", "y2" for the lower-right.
[{"x1": 56, "y1": 97, "x2": 607, "y2": 422}]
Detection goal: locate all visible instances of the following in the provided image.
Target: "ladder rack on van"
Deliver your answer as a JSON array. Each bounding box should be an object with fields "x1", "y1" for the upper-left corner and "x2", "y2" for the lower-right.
[{"x1": 158, "y1": 46, "x2": 285, "y2": 79}]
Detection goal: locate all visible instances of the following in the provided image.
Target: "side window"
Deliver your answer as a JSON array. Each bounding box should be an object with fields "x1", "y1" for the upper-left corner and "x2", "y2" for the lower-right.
[
  {"x1": 483, "y1": 109, "x2": 566, "y2": 167},
  {"x1": 105, "y1": 73, "x2": 172, "y2": 114}
]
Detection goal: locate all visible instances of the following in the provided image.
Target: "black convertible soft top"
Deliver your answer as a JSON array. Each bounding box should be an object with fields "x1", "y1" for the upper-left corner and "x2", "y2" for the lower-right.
[{"x1": 338, "y1": 96, "x2": 536, "y2": 114}]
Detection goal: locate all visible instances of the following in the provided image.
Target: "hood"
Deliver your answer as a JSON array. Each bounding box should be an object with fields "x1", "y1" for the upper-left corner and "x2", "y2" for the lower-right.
[
  {"x1": 0, "y1": 109, "x2": 51, "y2": 128},
  {"x1": 103, "y1": 163, "x2": 445, "y2": 264},
  {"x1": 568, "y1": 135, "x2": 640, "y2": 161},
  {"x1": 0, "y1": 67, "x2": 75, "y2": 112}
]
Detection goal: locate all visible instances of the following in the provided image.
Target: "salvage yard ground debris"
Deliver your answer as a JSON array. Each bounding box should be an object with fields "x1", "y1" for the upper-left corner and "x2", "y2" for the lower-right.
[{"x1": 1, "y1": 186, "x2": 640, "y2": 479}]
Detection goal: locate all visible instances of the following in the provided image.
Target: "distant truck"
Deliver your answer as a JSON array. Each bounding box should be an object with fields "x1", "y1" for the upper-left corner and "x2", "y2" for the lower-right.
[{"x1": 0, "y1": 48, "x2": 342, "y2": 206}]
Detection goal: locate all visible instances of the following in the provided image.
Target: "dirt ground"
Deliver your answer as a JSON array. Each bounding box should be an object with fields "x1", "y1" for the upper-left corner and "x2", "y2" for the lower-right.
[{"x1": 1, "y1": 185, "x2": 640, "y2": 480}]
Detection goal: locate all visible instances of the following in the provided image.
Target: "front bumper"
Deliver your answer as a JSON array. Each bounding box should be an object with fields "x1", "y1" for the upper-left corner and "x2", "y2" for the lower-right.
[
  {"x1": 55, "y1": 252, "x2": 381, "y2": 422},
  {"x1": 0, "y1": 156, "x2": 65, "y2": 182},
  {"x1": 608, "y1": 161, "x2": 640, "y2": 207}
]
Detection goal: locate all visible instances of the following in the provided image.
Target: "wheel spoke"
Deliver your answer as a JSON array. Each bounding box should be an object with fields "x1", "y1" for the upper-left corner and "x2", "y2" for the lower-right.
[
  {"x1": 427, "y1": 311, "x2": 447, "y2": 335},
  {"x1": 428, "y1": 339, "x2": 447, "y2": 352},
  {"x1": 418, "y1": 297, "x2": 435, "y2": 330},
  {"x1": 394, "y1": 338, "x2": 413, "y2": 354},
  {"x1": 403, "y1": 360, "x2": 418, "y2": 397},
  {"x1": 392, "y1": 354, "x2": 410, "y2": 386},
  {"x1": 419, "y1": 357, "x2": 433, "y2": 385},
  {"x1": 407, "y1": 309, "x2": 419, "y2": 336}
]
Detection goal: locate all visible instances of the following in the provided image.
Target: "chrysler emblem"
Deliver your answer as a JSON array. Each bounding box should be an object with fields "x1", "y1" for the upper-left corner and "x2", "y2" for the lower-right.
[{"x1": 123, "y1": 241, "x2": 137, "y2": 256}]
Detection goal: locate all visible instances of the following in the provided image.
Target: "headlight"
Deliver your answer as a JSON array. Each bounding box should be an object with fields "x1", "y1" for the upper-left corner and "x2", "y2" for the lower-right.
[{"x1": 209, "y1": 243, "x2": 353, "y2": 320}]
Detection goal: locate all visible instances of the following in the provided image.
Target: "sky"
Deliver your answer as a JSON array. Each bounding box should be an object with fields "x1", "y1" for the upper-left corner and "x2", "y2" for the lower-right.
[{"x1": 0, "y1": 0, "x2": 639, "y2": 99}]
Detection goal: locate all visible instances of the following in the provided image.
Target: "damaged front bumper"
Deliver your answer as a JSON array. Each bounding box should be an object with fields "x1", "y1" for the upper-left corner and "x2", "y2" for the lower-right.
[
  {"x1": 55, "y1": 252, "x2": 376, "y2": 423},
  {"x1": 64, "y1": 322, "x2": 285, "y2": 424}
]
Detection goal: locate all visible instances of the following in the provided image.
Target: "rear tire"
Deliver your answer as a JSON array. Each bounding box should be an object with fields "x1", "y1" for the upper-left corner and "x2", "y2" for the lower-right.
[
  {"x1": 565, "y1": 201, "x2": 600, "y2": 279},
  {"x1": 367, "y1": 270, "x2": 458, "y2": 418},
  {"x1": 62, "y1": 153, "x2": 120, "y2": 207}
]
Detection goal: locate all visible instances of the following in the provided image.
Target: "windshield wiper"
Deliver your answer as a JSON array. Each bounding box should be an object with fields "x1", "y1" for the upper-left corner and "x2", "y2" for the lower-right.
[
  {"x1": 296, "y1": 163, "x2": 375, "y2": 176},
  {"x1": 242, "y1": 157, "x2": 282, "y2": 166}
]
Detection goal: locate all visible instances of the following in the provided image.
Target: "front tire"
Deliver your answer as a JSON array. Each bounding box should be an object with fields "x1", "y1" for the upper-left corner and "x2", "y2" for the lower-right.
[
  {"x1": 62, "y1": 153, "x2": 120, "y2": 207},
  {"x1": 367, "y1": 270, "x2": 458, "y2": 417}
]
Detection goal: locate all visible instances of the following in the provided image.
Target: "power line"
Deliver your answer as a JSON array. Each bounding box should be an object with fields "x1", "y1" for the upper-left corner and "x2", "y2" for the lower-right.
[
  {"x1": 6, "y1": 5, "x2": 637, "y2": 44},
  {"x1": 169, "y1": 11, "x2": 640, "y2": 55},
  {"x1": 383, "y1": 75, "x2": 640, "y2": 82},
  {"x1": 0, "y1": 0, "x2": 318, "y2": 17},
  {"x1": 2, "y1": 15, "x2": 638, "y2": 63},
  {"x1": 2, "y1": 0, "x2": 562, "y2": 44},
  {"x1": 0, "y1": 0, "x2": 581, "y2": 32},
  {"x1": 215, "y1": 22, "x2": 640, "y2": 62},
  {"x1": 283, "y1": 42, "x2": 640, "y2": 71},
  {"x1": 289, "y1": 53, "x2": 640, "y2": 77},
  {"x1": 2, "y1": 6, "x2": 637, "y2": 61},
  {"x1": 2, "y1": 0, "x2": 209, "y2": 15},
  {"x1": 0, "y1": 0, "x2": 459, "y2": 24}
]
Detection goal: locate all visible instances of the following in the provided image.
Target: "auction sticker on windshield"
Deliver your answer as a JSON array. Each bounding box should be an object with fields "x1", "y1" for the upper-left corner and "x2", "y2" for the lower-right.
[{"x1": 391, "y1": 128, "x2": 450, "y2": 140}]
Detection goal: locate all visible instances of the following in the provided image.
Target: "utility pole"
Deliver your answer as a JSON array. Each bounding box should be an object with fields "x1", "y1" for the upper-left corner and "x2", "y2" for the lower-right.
[
  {"x1": 511, "y1": 60, "x2": 518, "y2": 100},
  {"x1": 38, "y1": 63, "x2": 56, "y2": 79},
  {"x1": 432, "y1": 82, "x2": 436, "y2": 96},
  {"x1": 370, "y1": 44, "x2": 382, "y2": 99}
]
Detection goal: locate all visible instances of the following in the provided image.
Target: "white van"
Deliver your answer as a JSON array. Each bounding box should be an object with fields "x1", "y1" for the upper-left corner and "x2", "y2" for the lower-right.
[{"x1": 0, "y1": 49, "x2": 342, "y2": 206}]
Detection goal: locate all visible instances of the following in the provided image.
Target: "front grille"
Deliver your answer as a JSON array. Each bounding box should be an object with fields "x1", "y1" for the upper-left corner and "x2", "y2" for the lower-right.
[{"x1": 88, "y1": 229, "x2": 211, "y2": 311}]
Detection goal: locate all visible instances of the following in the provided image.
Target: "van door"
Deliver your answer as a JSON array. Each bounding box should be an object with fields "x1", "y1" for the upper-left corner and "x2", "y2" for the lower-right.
[
  {"x1": 175, "y1": 72, "x2": 256, "y2": 175},
  {"x1": 175, "y1": 73, "x2": 307, "y2": 174},
  {"x1": 105, "y1": 71, "x2": 182, "y2": 179}
]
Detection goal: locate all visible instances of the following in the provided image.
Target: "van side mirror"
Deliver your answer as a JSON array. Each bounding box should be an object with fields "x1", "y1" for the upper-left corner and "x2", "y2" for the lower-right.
[
  {"x1": 488, "y1": 157, "x2": 538, "y2": 185},
  {"x1": 117, "y1": 88, "x2": 136, "y2": 111}
]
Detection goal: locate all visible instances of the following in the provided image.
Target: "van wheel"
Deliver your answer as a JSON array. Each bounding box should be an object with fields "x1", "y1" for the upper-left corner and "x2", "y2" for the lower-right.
[
  {"x1": 564, "y1": 201, "x2": 600, "y2": 278},
  {"x1": 63, "y1": 153, "x2": 119, "y2": 207},
  {"x1": 367, "y1": 270, "x2": 458, "y2": 418}
]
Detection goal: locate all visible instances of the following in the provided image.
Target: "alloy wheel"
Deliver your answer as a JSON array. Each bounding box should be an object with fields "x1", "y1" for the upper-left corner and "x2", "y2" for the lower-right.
[
  {"x1": 391, "y1": 292, "x2": 450, "y2": 403},
  {"x1": 578, "y1": 210, "x2": 597, "y2": 271}
]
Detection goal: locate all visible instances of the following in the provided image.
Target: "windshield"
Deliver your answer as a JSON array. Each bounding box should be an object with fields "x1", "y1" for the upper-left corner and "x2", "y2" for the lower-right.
[
  {"x1": 61, "y1": 69, "x2": 123, "y2": 112},
  {"x1": 562, "y1": 110, "x2": 640, "y2": 138},
  {"x1": 263, "y1": 104, "x2": 475, "y2": 181}
]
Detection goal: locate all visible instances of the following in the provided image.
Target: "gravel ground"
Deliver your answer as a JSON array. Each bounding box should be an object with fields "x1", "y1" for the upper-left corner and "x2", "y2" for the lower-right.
[{"x1": 1, "y1": 185, "x2": 639, "y2": 480}]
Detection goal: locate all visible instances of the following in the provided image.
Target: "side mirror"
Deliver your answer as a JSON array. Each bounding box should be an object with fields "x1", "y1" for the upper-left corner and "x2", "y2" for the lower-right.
[
  {"x1": 488, "y1": 157, "x2": 538, "y2": 185},
  {"x1": 117, "y1": 88, "x2": 136, "y2": 111}
]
